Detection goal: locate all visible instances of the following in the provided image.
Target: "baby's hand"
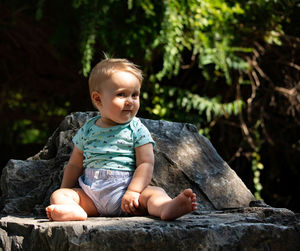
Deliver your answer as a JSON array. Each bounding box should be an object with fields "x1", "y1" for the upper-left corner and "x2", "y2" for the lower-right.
[{"x1": 121, "y1": 190, "x2": 140, "y2": 215}]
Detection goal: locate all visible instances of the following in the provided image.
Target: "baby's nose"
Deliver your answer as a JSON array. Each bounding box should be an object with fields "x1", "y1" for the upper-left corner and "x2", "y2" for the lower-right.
[{"x1": 125, "y1": 97, "x2": 133, "y2": 105}]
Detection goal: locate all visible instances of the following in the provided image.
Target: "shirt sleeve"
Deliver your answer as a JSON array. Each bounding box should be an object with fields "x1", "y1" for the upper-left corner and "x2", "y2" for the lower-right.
[
  {"x1": 133, "y1": 119, "x2": 155, "y2": 148},
  {"x1": 72, "y1": 116, "x2": 99, "y2": 151},
  {"x1": 72, "y1": 126, "x2": 86, "y2": 151}
]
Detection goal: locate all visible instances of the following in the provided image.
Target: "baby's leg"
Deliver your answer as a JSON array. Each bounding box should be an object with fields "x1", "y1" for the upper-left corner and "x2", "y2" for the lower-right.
[
  {"x1": 139, "y1": 186, "x2": 197, "y2": 221},
  {"x1": 45, "y1": 188, "x2": 99, "y2": 221}
]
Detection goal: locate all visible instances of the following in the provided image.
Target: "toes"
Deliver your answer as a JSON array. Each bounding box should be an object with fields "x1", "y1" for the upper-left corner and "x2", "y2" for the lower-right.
[
  {"x1": 183, "y1": 188, "x2": 193, "y2": 195},
  {"x1": 46, "y1": 205, "x2": 54, "y2": 211},
  {"x1": 183, "y1": 189, "x2": 197, "y2": 201},
  {"x1": 45, "y1": 207, "x2": 50, "y2": 215},
  {"x1": 191, "y1": 194, "x2": 197, "y2": 202},
  {"x1": 46, "y1": 211, "x2": 53, "y2": 221},
  {"x1": 45, "y1": 206, "x2": 54, "y2": 221}
]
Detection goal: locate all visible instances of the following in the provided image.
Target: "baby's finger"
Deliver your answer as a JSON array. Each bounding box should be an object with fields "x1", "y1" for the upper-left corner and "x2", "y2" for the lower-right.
[
  {"x1": 123, "y1": 204, "x2": 131, "y2": 214},
  {"x1": 128, "y1": 202, "x2": 137, "y2": 214},
  {"x1": 121, "y1": 201, "x2": 128, "y2": 213},
  {"x1": 121, "y1": 203, "x2": 125, "y2": 212},
  {"x1": 133, "y1": 197, "x2": 139, "y2": 208}
]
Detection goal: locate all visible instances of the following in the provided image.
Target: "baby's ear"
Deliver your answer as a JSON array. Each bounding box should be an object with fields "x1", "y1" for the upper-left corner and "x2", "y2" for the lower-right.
[{"x1": 91, "y1": 91, "x2": 102, "y2": 106}]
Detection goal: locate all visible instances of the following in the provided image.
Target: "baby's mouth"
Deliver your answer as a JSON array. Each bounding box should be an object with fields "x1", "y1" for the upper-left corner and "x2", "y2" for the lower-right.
[{"x1": 123, "y1": 108, "x2": 133, "y2": 112}]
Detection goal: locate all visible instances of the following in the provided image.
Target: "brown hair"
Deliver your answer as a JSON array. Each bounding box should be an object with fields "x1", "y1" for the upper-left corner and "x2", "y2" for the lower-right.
[{"x1": 88, "y1": 58, "x2": 143, "y2": 95}]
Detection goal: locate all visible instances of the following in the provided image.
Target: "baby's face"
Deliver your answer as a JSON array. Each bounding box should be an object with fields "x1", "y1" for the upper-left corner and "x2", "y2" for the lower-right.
[{"x1": 95, "y1": 71, "x2": 141, "y2": 127}]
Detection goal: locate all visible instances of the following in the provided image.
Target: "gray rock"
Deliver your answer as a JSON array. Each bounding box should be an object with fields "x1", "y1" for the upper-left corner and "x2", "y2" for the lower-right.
[
  {"x1": 0, "y1": 111, "x2": 254, "y2": 216},
  {"x1": 0, "y1": 207, "x2": 299, "y2": 250},
  {"x1": 1, "y1": 112, "x2": 299, "y2": 250}
]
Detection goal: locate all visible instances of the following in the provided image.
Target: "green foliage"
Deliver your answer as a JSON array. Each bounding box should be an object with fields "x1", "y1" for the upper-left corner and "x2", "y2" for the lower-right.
[
  {"x1": 146, "y1": 84, "x2": 244, "y2": 124},
  {"x1": 250, "y1": 120, "x2": 265, "y2": 200},
  {"x1": 252, "y1": 151, "x2": 264, "y2": 200},
  {"x1": 152, "y1": 0, "x2": 250, "y2": 84},
  {"x1": 35, "y1": 0, "x2": 45, "y2": 21},
  {"x1": 33, "y1": 0, "x2": 290, "y2": 87},
  {"x1": 13, "y1": 120, "x2": 45, "y2": 145},
  {"x1": 5, "y1": 90, "x2": 70, "y2": 146},
  {"x1": 69, "y1": 0, "x2": 164, "y2": 76}
]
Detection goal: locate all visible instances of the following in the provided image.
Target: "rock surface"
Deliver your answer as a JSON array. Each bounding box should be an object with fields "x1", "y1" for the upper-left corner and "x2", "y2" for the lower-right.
[
  {"x1": 1, "y1": 111, "x2": 254, "y2": 215},
  {"x1": 0, "y1": 207, "x2": 299, "y2": 251},
  {"x1": 1, "y1": 112, "x2": 299, "y2": 250}
]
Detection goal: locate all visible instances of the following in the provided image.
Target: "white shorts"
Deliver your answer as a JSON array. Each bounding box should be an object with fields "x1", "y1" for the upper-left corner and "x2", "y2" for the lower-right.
[{"x1": 78, "y1": 168, "x2": 133, "y2": 216}]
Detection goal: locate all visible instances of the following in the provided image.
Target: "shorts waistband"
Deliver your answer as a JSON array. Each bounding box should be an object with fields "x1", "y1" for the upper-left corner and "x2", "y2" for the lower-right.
[{"x1": 84, "y1": 168, "x2": 133, "y2": 179}]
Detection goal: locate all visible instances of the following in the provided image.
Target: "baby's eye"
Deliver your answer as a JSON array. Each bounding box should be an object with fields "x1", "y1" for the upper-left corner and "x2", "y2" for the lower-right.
[
  {"x1": 117, "y1": 93, "x2": 125, "y2": 97},
  {"x1": 132, "y1": 93, "x2": 139, "y2": 98}
]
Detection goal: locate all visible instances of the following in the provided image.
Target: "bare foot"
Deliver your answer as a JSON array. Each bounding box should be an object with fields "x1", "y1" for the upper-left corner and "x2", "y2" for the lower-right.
[
  {"x1": 160, "y1": 189, "x2": 197, "y2": 221},
  {"x1": 45, "y1": 204, "x2": 87, "y2": 221}
]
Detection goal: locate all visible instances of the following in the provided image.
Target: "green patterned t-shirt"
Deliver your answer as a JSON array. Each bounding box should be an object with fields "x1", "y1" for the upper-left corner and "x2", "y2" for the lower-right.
[{"x1": 72, "y1": 115, "x2": 155, "y2": 171}]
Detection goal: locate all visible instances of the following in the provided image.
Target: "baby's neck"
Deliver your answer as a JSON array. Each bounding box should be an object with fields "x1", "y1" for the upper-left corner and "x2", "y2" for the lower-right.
[
  {"x1": 95, "y1": 117, "x2": 132, "y2": 128},
  {"x1": 95, "y1": 118, "x2": 118, "y2": 128}
]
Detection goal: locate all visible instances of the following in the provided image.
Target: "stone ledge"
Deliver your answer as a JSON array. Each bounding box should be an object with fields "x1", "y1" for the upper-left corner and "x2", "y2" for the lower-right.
[
  {"x1": 1, "y1": 207, "x2": 299, "y2": 251},
  {"x1": 1, "y1": 112, "x2": 299, "y2": 250}
]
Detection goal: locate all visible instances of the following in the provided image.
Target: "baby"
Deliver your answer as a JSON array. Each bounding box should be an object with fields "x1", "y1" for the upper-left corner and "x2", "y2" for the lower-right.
[{"x1": 46, "y1": 58, "x2": 197, "y2": 221}]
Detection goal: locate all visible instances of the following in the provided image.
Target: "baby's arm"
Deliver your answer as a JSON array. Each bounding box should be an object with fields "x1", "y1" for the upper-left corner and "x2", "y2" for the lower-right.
[
  {"x1": 121, "y1": 143, "x2": 154, "y2": 214},
  {"x1": 60, "y1": 146, "x2": 84, "y2": 188}
]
